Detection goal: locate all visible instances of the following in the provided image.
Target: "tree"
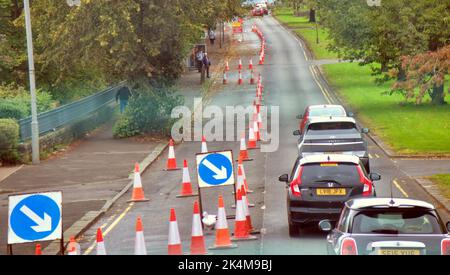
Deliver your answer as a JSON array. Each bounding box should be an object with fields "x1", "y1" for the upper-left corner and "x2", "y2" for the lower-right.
[{"x1": 390, "y1": 45, "x2": 449, "y2": 105}]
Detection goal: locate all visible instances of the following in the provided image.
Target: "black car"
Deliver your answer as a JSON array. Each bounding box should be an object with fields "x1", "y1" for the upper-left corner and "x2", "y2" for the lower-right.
[
  {"x1": 278, "y1": 154, "x2": 380, "y2": 237},
  {"x1": 319, "y1": 197, "x2": 450, "y2": 255},
  {"x1": 294, "y1": 116, "x2": 371, "y2": 172}
]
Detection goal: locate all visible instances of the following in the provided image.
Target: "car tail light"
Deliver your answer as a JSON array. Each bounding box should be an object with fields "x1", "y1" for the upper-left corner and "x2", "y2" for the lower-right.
[
  {"x1": 340, "y1": 237, "x2": 358, "y2": 255},
  {"x1": 442, "y1": 238, "x2": 450, "y2": 255},
  {"x1": 290, "y1": 167, "x2": 303, "y2": 197},
  {"x1": 357, "y1": 166, "x2": 373, "y2": 196}
]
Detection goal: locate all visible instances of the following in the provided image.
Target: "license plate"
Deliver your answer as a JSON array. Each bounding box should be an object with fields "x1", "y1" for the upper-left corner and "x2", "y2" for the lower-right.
[
  {"x1": 316, "y1": 188, "x2": 346, "y2": 196},
  {"x1": 378, "y1": 249, "x2": 420, "y2": 255}
]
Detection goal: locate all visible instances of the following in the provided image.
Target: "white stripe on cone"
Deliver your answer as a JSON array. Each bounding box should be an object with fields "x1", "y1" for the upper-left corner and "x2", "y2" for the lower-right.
[
  {"x1": 135, "y1": 232, "x2": 147, "y2": 255},
  {"x1": 201, "y1": 142, "x2": 208, "y2": 153},
  {"x1": 134, "y1": 171, "x2": 142, "y2": 188},
  {"x1": 168, "y1": 145, "x2": 175, "y2": 159},
  {"x1": 169, "y1": 221, "x2": 181, "y2": 245},
  {"x1": 236, "y1": 197, "x2": 246, "y2": 221},
  {"x1": 192, "y1": 213, "x2": 203, "y2": 237},
  {"x1": 240, "y1": 136, "x2": 247, "y2": 150},
  {"x1": 96, "y1": 241, "x2": 106, "y2": 255},
  {"x1": 182, "y1": 165, "x2": 191, "y2": 183},
  {"x1": 216, "y1": 207, "x2": 228, "y2": 230}
]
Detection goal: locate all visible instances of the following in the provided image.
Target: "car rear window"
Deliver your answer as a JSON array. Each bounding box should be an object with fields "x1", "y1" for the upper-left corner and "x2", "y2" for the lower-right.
[
  {"x1": 352, "y1": 209, "x2": 443, "y2": 234},
  {"x1": 299, "y1": 163, "x2": 360, "y2": 183},
  {"x1": 309, "y1": 107, "x2": 346, "y2": 117},
  {"x1": 308, "y1": 122, "x2": 356, "y2": 131}
]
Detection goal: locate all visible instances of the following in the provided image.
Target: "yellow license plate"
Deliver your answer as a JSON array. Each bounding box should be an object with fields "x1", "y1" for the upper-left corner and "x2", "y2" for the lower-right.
[
  {"x1": 316, "y1": 188, "x2": 346, "y2": 196},
  {"x1": 378, "y1": 249, "x2": 420, "y2": 255}
]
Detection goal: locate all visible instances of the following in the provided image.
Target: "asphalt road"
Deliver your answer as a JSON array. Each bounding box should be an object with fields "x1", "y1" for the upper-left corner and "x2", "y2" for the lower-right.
[{"x1": 78, "y1": 16, "x2": 449, "y2": 255}]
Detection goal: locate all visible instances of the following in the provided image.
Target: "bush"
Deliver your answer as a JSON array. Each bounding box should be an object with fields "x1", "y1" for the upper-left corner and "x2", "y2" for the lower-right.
[
  {"x1": 0, "y1": 119, "x2": 20, "y2": 164},
  {"x1": 112, "y1": 82, "x2": 183, "y2": 138},
  {"x1": 0, "y1": 101, "x2": 28, "y2": 120}
]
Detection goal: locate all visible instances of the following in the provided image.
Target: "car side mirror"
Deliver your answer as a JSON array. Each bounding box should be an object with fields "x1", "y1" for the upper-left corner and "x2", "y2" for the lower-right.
[
  {"x1": 296, "y1": 114, "x2": 303, "y2": 119},
  {"x1": 347, "y1": 112, "x2": 354, "y2": 117},
  {"x1": 361, "y1": 128, "x2": 370, "y2": 134},
  {"x1": 293, "y1": 130, "x2": 302, "y2": 136},
  {"x1": 369, "y1": 173, "x2": 381, "y2": 181},
  {"x1": 446, "y1": 221, "x2": 450, "y2": 233},
  {"x1": 319, "y1": 220, "x2": 332, "y2": 232},
  {"x1": 278, "y1": 174, "x2": 289, "y2": 183}
]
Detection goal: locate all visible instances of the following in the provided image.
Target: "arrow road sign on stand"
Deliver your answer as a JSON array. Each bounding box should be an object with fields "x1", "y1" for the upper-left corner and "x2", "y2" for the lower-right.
[
  {"x1": 196, "y1": 150, "x2": 235, "y2": 188},
  {"x1": 8, "y1": 191, "x2": 62, "y2": 244}
]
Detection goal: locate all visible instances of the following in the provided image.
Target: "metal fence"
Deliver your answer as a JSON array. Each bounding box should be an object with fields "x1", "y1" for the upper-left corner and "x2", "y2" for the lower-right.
[{"x1": 18, "y1": 83, "x2": 125, "y2": 142}]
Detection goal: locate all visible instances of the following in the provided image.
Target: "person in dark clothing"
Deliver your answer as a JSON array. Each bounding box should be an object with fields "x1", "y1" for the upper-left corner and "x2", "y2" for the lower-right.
[
  {"x1": 202, "y1": 53, "x2": 211, "y2": 78},
  {"x1": 116, "y1": 86, "x2": 132, "y2": 113},
  {"x1": 209, "y1": 29, "x2": 216, "y2": 45}
]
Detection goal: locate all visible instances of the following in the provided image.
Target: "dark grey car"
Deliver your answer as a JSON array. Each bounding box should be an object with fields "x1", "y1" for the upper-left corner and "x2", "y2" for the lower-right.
[{"x1": 319, "y1": 198, "x2": 450, "y2": 255}]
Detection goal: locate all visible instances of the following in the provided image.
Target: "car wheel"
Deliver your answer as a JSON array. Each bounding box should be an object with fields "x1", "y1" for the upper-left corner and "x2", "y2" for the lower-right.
[{"x1": 289, "y1": 224, "x2": 299, "y2": 237}]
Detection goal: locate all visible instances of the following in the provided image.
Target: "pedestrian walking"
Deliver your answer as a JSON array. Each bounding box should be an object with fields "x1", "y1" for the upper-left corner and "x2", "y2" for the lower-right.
[
  {"x1": 116, "y1": 85, "x2": 132, "y2": 113},
  {"x1": 209, "y1": 29, "x2": 216, "y2": 45},
  {"x1": 202, "y1": 53, "x2": 211, "y2": 78},
  {"x1": 196, "y1": 49, "x2": 204, "y2": 73}
]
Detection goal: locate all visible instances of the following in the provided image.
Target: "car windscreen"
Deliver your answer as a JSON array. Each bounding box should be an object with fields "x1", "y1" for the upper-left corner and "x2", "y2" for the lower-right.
[
  {"x1": 308, "y1": 122, "x2": 356, "y2": 131},
  {"x1": 309, "y1": 107, "x2": 346, "y2": 117},
  {"x1": 352, "y1": 209, "x2": 443, "y2": 234},
  {"x1": 300, "y1": 163, "x2": 360, "y2": 183}
]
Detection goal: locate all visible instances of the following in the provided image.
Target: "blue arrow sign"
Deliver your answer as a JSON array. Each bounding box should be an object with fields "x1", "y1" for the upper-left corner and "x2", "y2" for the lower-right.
[
  {"x1": 198, "y1": 152, "x2": 233, "y2": 186},
  {"x1": 8, "y1": 192, "x2": 62, "y2": 244}
]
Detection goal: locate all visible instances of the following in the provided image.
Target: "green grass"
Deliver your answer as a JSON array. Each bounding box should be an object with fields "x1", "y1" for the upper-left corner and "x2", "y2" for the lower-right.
[
  {"x1": 427, "y1": 174, "x2": 450, "y2": 199},
  {"x1": 273, "y1": 7, "x2": 338, "y2": 59},
  {"x1": 322, "y1": 62, "x2": 450, "y2": 155}
]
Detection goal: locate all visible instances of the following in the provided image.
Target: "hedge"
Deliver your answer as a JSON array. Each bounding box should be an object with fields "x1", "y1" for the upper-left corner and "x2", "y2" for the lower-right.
[{"x1": 0, "y1": 118, "x2": 20, "y2": 164}]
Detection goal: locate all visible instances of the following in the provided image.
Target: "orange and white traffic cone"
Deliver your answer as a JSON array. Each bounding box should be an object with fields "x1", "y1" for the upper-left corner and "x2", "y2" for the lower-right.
[
  {"x1": 238, "y1": 156, "x2": 254, "y2": 193},
  {"x1": 249, "y1": 70, "x2": 255, "y2": 85},
  {"x1": 190, "y1": 201, "x2": 207, "y2": 254},
  {"x1": 177, "y1": 160, "x2": 197, "y2": 198},
  {"x1": 210, "y1": 195, "x2": 238, "y2": 249},
  {"x1": 165, "y1": 139, "x2": 180, "y2": 170},
  {"x1": 134, "y1": 216, "x2": 147, "y2": 255},
  {"x1": 128, "y1": 163, "x2": 149, "y2": 202},
  {"x1": 35, "y1": 244, "x2": 42, "y2": 255},
  {"x1": 225, "y1": 60, "x2": 230, "y2": 71},
  {"x1": 231, "y1": 190, "x2": 257, "y2": 241},
  {"x1": 249, "y1": 58, "x2": 253, "y2": 70},
  {"x1": 168, "y1": 208, "x2": 183, "y2": 255},
  {"x1": 259, "y1": 53, "x2": 264, "y2": 65},
  {"x1": 253, "y1": 120, "x2": 261, "y2": 142},
  {"x1": 238, "y1": 58, "x2": 243, "y2": 70},
  {"x1": 247, "y1": 126, "x2": 259, "y2": 150},
  {"x1": 201, "y1": 135, "x2": 208, "y2": 153},
  {"x1": 96, "y1": 227, "x2": 107, "y2": 255},
  {"x1": 67, "y1": 236, "x2": 80, "y2": 255},
  {"x1": 241, "y1": 186, "x2": 257, "y2": 233},
  {"x1": 239, "y1": 135, "x2": 252, "y2": 161},
  {"x1": 223, "y1": 70, "x2": 227, "y2": 84},
  {"x1": 238, "y1": 70, "x2": 243, "y2": 85}
]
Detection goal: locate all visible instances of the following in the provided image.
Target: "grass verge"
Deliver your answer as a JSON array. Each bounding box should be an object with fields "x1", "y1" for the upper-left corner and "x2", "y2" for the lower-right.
[
  {"x1": 427, "y1": 174, "x2": 450, "y2": 199},
  {"x1": 322, "y1": 62, "x2": 450, "y2": 155}
]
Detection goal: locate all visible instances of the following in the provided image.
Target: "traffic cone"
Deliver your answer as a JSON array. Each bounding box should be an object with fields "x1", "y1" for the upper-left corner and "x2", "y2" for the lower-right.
[
  {"x1": 201, "y1": 135, "x2": 208, "y2": 153},
  {"x1": 225, "y1": 60, "x2": 230, "y2": 71},
  {"x1": 168, "y1": 208, "x2": 183, "y2": 255},
  {"x1": 241, "y1": 186, "x2": 256, "y2": 233},
  {"x1": 96, "y1": 227, "x2": 107, "y2": 255},
  {"x1": 134, "y1": 216, "x2": 147, "y2": 255},
  {"x1": 209, "y1": 196, "x2": 237, "y2": 249},
  {"x1": 35, "y1": 244, "x2": 42, "y2": 255},
  {"x1": 259, "y1": 53, "x2": 264, "y2": 65},
  {"x1": 249, "y1": 58, "x2": 253, "y2": 70},
  {"x1": 231, "y1": 190, "x2": 257, "y2": 241},
  {"x1": 223, "y1": 70, "x2": 227, "y2": 84},
  {"x1": 190, "y1": 201, "x2": 207, "y2": 255},
  {"x1": 248, "y1": 126, "x2": 259, "y2": 149},
  {"x1": 128, "y1": 163, "x2": 149, "y2": 202},
  {"x1": 177, "y1": 160, "x2": 197, "y2": 198},
  {"x1": 238, "y1": 70, "x2": 243, "y2": 85},
  {"x1": 253, "y1": 120, "x2": 261, "y2": 141},
  {"x1": 238, "y1": 135, "x2": 252, "y2": 161},
  {"x1": 249, "y1": 70, "x2": 255, "y2": 85},
  {"x1": 67, "y1": 236, "x2": 80, "y2": 255},
  {"x1": 165, "y1": 139, "x2": 180, "y2": 170},
  {"x1": 238, "y1": 156, "x2": 254, "y2": 193},
  {"x1": 238, "y1": 58, "x2": 242, "y2": 70}
]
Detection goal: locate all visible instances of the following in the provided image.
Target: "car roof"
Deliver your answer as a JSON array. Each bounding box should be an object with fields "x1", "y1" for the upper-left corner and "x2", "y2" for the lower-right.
[
  {"x1": 346, "y1": 198, "x2": 435, "y2": 210},
  {"x1": 299, "y1": 154, "x2": 360, "y2": 166},
  {"x1": 308, "y1": 116, "x2": 356, "y2": 124},
  {"x1": 308, "y1": 104, "x2": 345, "y2": 111}
]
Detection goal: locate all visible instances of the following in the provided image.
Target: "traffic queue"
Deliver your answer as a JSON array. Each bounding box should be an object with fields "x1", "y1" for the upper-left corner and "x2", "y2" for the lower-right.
[{"x1": 279, "y1": 104, "x2": 450, "y2": 255}]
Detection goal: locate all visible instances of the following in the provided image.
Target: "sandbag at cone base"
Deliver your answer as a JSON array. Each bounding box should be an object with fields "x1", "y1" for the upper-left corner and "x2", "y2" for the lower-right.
[
  {"x1": 165, "y1": 139, "x2": 180, "y2": 170},
  {"x1": 168, "y1": 208, "x2": 183, "y2": 255}
]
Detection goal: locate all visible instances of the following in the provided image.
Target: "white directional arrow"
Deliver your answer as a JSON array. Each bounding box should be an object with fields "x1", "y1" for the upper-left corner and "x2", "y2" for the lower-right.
[
  {"x1": 19, "y1": 205, "x2": 52, "y2": 233},
  {"x1": 202, "y1": 159, "x2": 228, "y2": 180}
]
